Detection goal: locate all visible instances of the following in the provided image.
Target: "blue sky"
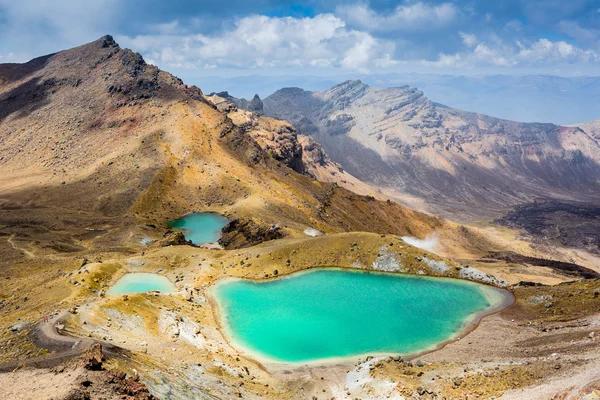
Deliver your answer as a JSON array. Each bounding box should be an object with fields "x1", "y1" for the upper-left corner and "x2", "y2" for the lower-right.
[{"x1": 1, "y1": 0, "x2": 599, "y2": 79}]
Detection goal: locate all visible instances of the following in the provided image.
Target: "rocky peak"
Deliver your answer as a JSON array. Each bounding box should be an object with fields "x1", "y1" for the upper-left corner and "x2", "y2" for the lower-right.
[
  {"x1": 318, "y1": 79, "x2": 369, "y2": 103},
  {"x1": 208, "y1": 92, "x2": 263, "y2": 115},
  {"x1": 100, "y1": 34, "x2": 119, "y2": 49},
  {"x1": 247, "y1": 94, "x2": 263, "y2": 115}
]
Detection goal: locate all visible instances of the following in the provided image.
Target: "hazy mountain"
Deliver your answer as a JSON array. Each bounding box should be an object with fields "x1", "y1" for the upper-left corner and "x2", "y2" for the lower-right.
[
  {"x1": 195, "y1": 73, "x2": 600, "y2": 125},
  {"x1": 263, "y1": 80, "x2": 600, "y2": 220},
  {"x1": 574, "y1": 118, "x2": 600, "y2": 141}
]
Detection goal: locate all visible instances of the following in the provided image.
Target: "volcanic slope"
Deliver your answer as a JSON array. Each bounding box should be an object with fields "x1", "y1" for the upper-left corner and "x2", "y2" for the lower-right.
[
  {"x1": 263, "y1": 80, "x2": 600, "y2": 220},
  {"x1": 0, "y1": 36, "x2": 451, "y2": 256}
]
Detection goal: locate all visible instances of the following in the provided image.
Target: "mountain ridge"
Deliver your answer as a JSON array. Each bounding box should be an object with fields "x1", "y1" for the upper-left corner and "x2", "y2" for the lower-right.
[
  {"x1": 263, "y1": 80, "x2": 600, "y2": 220},
  {"x1": 0, "y1": 36, "x2": 454, "y2": 254}
]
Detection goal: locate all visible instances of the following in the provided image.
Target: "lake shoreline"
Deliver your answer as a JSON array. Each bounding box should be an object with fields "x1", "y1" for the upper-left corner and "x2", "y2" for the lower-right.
[{"x1": 206, "y1": 267, "x2": 515, "y2": 370}]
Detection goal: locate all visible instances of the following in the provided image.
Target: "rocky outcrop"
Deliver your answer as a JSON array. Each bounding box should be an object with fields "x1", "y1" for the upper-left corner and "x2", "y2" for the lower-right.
[
  {"x1": 160, "y1": 231, "x2": 190, "y2": 247},
  {"x1": 246, "y1": 94, "x2": 264, "y2": 115},
  {"x1": 299, "y1": 135, "x2": 330, "y2": 167},
  {"x1": 80, "y1": 344, "x2": 104, "y2": 370},
  {"x1": 207, "y1": 91, "x2": 263, "y2": 115},
  {"x1": 218, "y1": 218, "x2": 284, "y2": 249},
  {"x1": 206, "y1": 93, "x2": 305, "y2": 173}
]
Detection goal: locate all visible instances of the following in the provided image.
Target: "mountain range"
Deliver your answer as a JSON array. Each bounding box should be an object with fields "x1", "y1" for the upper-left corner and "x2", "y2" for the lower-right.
[
  {"x1": 193, "y1": 73, "x2": 600, "y2": 125},
  {"x1": 260, "y1": 80, "x2": 600, "y2": 220}
]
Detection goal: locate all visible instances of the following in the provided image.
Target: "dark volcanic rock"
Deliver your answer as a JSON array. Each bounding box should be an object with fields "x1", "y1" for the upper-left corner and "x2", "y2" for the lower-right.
[
  {"x1": 488, "y1": 251, "x2": 600, "y2": 279},
  {"x1": 496, "y1": 201, "x2": 600, "y2": 254},
  {"x1": 219, "y1": 218, "x2": 284, "y2": 249},
  {"x1": 247, "y1": 94, "x2": 264, "y2": 115}
]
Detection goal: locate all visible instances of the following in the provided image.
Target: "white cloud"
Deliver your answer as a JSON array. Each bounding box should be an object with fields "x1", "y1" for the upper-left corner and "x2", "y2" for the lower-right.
[
  {"x1": 0, "y1": 52, "x2": 13, "y2": 61},
  {"x1": 459, "y1": 32, "x2": 477, "y2": 47},
  {"x1": 517, "y1": 38, "x2": 598, "y2": 63},
  {"x1": 426, "y1": 34, "x2": 599, "y2": 68},
  {"x1": 335, "y1": 1, "x2": 459, "y2": 32},
  {"x1": 119, "y1": 14, "x2": 397, "y2": 71}
]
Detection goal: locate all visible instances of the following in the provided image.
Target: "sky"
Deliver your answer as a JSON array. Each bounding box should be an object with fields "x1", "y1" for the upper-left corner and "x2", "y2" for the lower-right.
[{"x1": 0, "y1": 0, "x2": 599, "y2": 109}]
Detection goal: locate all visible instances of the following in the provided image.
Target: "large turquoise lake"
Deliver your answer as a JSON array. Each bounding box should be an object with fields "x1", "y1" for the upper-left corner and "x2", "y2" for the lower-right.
[
  {"x1": 212, "y1": 269, "x2": 511, "y2": 363},
  {"x1": 169, "y1": 212, "x2": 229, "y2": 245}
]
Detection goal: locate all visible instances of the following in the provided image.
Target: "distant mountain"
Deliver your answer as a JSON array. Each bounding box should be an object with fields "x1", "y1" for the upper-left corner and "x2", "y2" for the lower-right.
[
  {"x1": 193, "y1": 73, "x2": 600, "y2": 125},
  {"x1": 367, "y1": 73, "x2": 600, "y2": 125},
  {"x1": 263, "y1": 80, "x2": 600, "y2": 220},
  {"x1": 574, "y1": 118, "x2": 600, "y2": 141}
]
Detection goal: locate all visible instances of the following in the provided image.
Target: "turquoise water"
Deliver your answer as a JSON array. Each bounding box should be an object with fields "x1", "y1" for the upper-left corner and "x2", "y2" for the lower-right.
[
  {"x1": 213, "y1": 269, "x2": 508, "y2": 363},
  {"x1": 107, "y1": 273, "x2": 176, "y2": 294},
  {"x1": 169, "y1": 213, "x2": 229, "y2": 245}
]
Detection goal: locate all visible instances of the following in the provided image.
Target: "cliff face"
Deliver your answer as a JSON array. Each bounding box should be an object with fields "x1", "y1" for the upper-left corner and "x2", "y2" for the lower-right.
[
  {"x1": 264, "y1": 80, "x2": 600, "y2": 219},
  {"x1": 205, "y1": 92, "x2": 304, "y2": 173},
  {"x1": 205, "y1": 92, "x2": 378, "y2": 197}
]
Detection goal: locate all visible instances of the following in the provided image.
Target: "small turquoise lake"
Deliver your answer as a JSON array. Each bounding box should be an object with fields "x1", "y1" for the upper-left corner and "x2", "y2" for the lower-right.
[
  {"x1": 169, "y1": 212, "x2": 229, "y2": 245},
  {"x1": 107, "y1": 273, "x2": 176, "y2": 294},
  {"x1": 212, "y1": 269, "x2": 511, "y2": 364}
]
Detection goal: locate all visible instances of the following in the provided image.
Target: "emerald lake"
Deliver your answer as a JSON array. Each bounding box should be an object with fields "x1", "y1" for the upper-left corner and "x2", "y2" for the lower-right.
[
  {"x1": 212, "y1": 269, "x2": 512, "y2": 364},
  {"x1": 169, "y1": 212, "x2": 229, "y2": 245},
  {"x1": 107, "y1": 273, "x2": 176, "y2": 294}
]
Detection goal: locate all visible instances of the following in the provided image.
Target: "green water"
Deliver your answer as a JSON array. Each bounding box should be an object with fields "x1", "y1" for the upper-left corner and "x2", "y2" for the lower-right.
[
  {"x1": 107, "y1": 273, "x2": 176, "y2": 294},
  {"x1": 213, "y1": 269, "x2": 508, "y2": 363},
  {"x1": 169, "y1": 212, "x2": 229, "y2": 245}
]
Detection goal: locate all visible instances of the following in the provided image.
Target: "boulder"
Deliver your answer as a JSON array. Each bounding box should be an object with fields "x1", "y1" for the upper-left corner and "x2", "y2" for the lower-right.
[{"x1": 81, "y1": 343, "x2": 104, "y2": 370}]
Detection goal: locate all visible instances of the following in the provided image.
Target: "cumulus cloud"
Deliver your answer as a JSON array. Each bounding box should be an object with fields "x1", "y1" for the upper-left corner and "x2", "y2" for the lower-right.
[
  {"x1": 426, "y1": 33, "x2": 599, "y2": 68},
  {"x1": 504, "y1": 19, "x2": 524, "y2": 33},
  {"x1": 335, "y1": 1, "x2": 459, "y2": 32},
  {"x1": 1, "y1": 0, "x2": 598, "y2": 76},
  {"x1": 119, "y1": 14, "x2": 397, "y2": 71}
]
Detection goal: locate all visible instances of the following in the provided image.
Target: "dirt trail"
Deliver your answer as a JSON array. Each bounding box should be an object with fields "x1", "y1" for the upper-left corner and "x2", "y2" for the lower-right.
[
  {"x1": 0, "y1": 311, "x2": 124, "y2": 372},
  {"x1": 6, "y1": 234, "x2": 35, "y2": 259}
]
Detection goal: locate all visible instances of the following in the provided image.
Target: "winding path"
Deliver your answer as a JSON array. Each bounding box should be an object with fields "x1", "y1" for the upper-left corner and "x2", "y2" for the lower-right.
[
  {"x1": 0, "y1": 312, "x2": 124, "y2": 372},
  {"x1": 6, "y1": 234, "x2": 35, "y2": 259}
]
